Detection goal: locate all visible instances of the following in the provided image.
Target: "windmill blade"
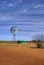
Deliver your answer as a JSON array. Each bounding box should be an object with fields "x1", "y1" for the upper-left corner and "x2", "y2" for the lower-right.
[{"x1": 10, "y1": 26, "x2": 20, "y2": 41}]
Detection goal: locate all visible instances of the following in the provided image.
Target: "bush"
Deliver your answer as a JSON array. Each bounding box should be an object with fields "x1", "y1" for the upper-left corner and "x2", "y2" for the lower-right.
[
  {"x1": 33, "y1": 34, "x2": 44, "y2": 48},
  {"x1": 36, "y1": 42, "x2": 43, "y2": 48},
  {"x1": 18, "y1": 41, "x2": 20, "y2": 44}
]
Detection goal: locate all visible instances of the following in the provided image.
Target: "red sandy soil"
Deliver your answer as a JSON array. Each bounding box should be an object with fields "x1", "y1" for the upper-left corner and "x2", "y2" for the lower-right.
[{"x1": 0, "y1": 45, "x2": 44, "y2": 65}]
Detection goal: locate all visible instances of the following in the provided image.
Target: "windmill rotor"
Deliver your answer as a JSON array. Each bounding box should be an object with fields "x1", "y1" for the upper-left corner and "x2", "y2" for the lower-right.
[
  {"x1": 10, "y1": 26, "x2": 20, "y2": 41},
  {"x1": 10, "y1": 27, "x2": 17, "y2": 34}
]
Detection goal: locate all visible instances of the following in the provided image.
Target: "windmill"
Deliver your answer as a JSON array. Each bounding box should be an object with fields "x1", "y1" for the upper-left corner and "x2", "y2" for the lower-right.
[{"x1": 10, "y1": 26, "x2": 20, "y2": 41}]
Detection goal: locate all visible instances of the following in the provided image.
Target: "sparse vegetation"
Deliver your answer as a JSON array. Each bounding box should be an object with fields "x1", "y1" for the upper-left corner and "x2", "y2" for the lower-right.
[{"x1": 33, "y1": 34, "x2": 44, "y2": 48}]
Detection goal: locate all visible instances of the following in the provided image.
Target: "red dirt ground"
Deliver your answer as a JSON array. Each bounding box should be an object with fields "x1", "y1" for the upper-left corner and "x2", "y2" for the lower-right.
[{"x1": 0, "y1": 45, "x2": 44, "y2": 65}]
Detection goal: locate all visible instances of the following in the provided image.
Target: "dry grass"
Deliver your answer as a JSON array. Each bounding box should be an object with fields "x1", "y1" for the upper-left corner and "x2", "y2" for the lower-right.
[{"x1": 0, "y1": 42, "x2": 44, "y2": 65}]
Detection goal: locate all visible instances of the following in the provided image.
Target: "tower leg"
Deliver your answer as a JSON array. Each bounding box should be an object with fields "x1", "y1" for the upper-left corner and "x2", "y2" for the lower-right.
[{"x1": 13, "y1": 34, "x2": 16, "y2": 42}]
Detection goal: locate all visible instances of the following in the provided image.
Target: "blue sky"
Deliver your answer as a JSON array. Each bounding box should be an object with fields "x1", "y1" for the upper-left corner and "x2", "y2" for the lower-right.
[{"x1": 0, "y1": 0, "x2": 44, "y2": 41}]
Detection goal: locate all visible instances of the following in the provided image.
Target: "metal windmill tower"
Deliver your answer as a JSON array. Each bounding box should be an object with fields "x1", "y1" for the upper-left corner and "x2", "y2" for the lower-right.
[{"x1": 10, "y1": 26, "x2": 20, "y2": 41}]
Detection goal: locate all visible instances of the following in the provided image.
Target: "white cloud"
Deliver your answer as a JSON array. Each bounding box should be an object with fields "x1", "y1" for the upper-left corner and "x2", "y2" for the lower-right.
[
  {"x1": 0, "y1": 15, "x2": 14, "y2": 21},
  {"x1": 34, "y1": 4, "x2": 44, "y2": 9},
  {"x1": 18, "y1": 4, "x2": 44, "y2": 14},
  {"x1": 0, "y1": 14, "x2": 44, "y2": 21},
  {"x1": 0, "y1": 1, "x2": 17, "y2": 8},
  {"x1": 2, "y1": 1, "x2": 7, "y2": 4},
  {"x1": 0, "y1": 6, "x2": 5, "y2": 9},
  {"x1": 8, "y1": 1, "x2": 19, "y2": 8},
  {"x1": 18, "y1": 7, "x2": 28, "y2": 14},
  {"x1": 8, "y1": 3, "x2": 14, "y2": 7},
  {"x1": 18, "y1": 0, "x2": 22, "y2": 3},
  {"x1": 22, "y1": 9, "x2": 28, "y2": 13},
  {"x1": 0, "y1": 1, "x2": 7, "y2": 9}
]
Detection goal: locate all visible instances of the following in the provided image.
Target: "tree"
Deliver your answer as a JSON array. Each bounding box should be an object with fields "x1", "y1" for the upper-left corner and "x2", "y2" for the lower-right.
[{"x1": 33, "y1": 34, "x2": 44, "y2": 48}]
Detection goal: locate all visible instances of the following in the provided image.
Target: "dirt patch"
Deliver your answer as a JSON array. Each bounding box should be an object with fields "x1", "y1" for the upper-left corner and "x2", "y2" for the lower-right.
[{"x1": 0, "y1": 45, "x2": 44, "y2": 65}]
